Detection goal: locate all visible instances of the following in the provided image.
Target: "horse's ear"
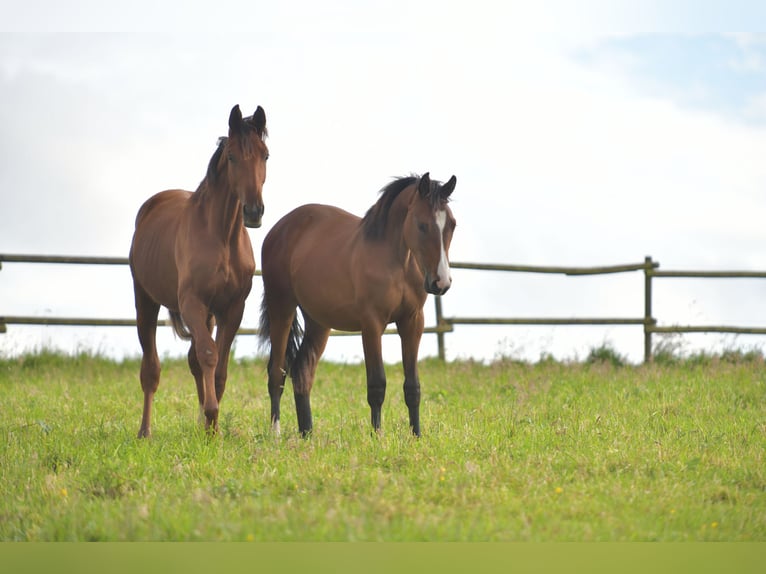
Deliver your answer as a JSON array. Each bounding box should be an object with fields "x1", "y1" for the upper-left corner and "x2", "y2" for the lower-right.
[
  {"x1": 418, "y1": 172, "x2": 431, "y2": 198},
  {"x1": 440, "y1": 175, "x2": 457, "y2": 199},
  {"x1": 229, "y1": 104, "x2": 243, "y2": 133},
  {"x1": 251, "y1": 106, "x2": 267, "y2": 138}
]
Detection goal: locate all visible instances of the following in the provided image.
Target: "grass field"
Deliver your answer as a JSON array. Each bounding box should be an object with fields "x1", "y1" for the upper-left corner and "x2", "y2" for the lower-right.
[{"x1": 1, "y1": 349, "x2": 764, "y2": 541}]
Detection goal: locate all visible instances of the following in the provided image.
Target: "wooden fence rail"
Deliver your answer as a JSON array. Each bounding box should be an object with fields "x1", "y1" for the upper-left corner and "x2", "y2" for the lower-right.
[
  {"x1": 0, "y1": 253, "x2": 451, "y2": 341},
  {"x1": 3, "y1": 254, "x2": 766, "y2": 362}
]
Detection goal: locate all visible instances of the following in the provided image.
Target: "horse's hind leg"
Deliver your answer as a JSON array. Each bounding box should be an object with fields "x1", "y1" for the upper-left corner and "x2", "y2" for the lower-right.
[
  {"x1": 134, "y1": 283, "x2": 161, "y2": 438},
  {"x1": 264, "y1": 304, "x2": 295, "y2": 435},
  {"x1": 292, "y1": 314, "x2": 330, "y2": 437}
]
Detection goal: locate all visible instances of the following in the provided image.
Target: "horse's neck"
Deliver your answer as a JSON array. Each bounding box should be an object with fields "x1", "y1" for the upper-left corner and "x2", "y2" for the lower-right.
[{"x1": 195, "y1": 178, "x2": 243, "y2": 246}]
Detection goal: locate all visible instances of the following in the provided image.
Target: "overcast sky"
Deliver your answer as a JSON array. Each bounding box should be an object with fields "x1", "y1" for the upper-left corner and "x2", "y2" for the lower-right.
[{"x1": 2, "y1": 2, "x2": 766, "y2": 363}]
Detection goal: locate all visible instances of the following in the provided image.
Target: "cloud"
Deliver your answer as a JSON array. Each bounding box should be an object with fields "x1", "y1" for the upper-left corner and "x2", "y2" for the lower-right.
[{"x1": 576, "y1": 34, "x2": 766, "y2": 125}]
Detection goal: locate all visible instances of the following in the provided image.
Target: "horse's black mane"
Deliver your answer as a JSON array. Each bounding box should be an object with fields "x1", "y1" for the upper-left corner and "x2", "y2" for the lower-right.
[
  {"x1": 361, "y1": 176, "x2": 417, "y2": 240},
  {"x1": 361, "y1": 174, "x2": 446, "y2": 240},
  {"x1": 204, "y1": 138, "x2": 228, "y2": 185}
]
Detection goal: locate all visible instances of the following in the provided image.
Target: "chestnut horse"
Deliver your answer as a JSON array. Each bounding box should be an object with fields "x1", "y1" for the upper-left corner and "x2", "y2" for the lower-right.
[
  {"x1": 129, "y1": 104, "x2": 268, "y2": 438},
  {"x1": 259, "y1": 173, "x2": 456, "y2": 437}
]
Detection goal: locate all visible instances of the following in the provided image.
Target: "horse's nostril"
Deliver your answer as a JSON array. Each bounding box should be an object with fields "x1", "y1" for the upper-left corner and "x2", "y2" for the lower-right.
[
  {"x1": 425, "y1": 276, "x2": 444, "y2": 295},
  {"x1": 244, "y1": 204, "x2": 262, "y2": 216}
]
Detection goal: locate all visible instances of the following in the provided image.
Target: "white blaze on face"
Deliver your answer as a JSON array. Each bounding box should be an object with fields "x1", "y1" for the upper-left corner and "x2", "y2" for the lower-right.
[{"x1": 435, "y1": 209, "x2": 451, "y2": 290}]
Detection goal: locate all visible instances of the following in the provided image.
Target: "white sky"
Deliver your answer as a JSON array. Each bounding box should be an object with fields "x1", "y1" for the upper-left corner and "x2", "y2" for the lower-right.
[{"x1": 2, "y1": 2, "x2": 766, "y2": 363}]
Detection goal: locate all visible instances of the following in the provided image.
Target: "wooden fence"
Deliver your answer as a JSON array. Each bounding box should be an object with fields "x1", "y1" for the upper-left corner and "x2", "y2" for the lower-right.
[
  {"x1": 3, "y1": 253, "x2": 766, "y2": 362},
  {"x1": 446, "y1": 257, "x2": 766, "y2": 362}
]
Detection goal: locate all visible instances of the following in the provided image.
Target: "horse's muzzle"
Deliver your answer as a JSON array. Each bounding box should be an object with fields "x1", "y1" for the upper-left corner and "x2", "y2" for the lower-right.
[
  {"x1": 243, "y1": 204, "x2": 264, "y2": 228},
  {"x1": 425, "y1": 274, "x2": 451, "y2": 296}
]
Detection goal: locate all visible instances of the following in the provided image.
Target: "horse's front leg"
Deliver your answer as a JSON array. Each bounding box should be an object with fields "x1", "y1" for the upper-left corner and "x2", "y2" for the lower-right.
[
  {"x1": 361, "y1": 327, "x2": 387, "y2": 434},
  {"x1": 187, "y1": 314, "x2": 215, "y2": 427},
  {"x1": 180, "y1": 295, "x2": 219, "y2": 433},
  {"x1": 213, "y1": 301, "x2": 246, "y2": 421},
  {"x1": 397, "y1": 310, "x2": 425, "y2": 437}
]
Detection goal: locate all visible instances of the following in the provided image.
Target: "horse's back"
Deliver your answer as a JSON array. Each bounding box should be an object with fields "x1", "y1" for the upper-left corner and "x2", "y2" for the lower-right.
[
  {"x1": 134, "y1": 189, "x2": 191, "y2": 228},
  {"x1": 262, "y1": 203, "x2": 359, "y2": 260},
  {"x1": 270, "y1": 203, "x2": 358, "y2": 232}
]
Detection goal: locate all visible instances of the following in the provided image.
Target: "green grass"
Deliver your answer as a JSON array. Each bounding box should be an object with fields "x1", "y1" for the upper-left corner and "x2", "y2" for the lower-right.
[{"x1": 1, "y1": 350, "x2": 764, "y2": 541}]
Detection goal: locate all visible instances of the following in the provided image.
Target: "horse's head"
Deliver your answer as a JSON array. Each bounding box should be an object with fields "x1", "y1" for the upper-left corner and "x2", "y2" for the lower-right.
[
  {"x1": 226, "y1": 104, "x2": 269, "y2": 228},
  {"x1": 404, "y1": 173, "x2": 457, "y2": 295}
]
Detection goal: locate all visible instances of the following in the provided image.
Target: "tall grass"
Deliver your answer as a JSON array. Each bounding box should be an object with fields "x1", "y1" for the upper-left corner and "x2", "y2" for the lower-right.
[{"x1": 1, "y1": 350, "x2": 764, "y2": 541}]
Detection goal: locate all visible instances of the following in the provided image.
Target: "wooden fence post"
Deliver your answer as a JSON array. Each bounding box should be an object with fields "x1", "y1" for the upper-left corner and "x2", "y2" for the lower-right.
[
  {"x1": 644, "y1": 256, "x2": 654, "y2": 363},
  {"x1": 434, "y1": 295, "x2": 445, "y2": 361}
]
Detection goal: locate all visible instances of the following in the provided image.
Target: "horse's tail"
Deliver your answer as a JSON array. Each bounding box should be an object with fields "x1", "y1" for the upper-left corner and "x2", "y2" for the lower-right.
[
  {"x1": 168, "y1": 310, "x2": 193, "y2": 341},
  {"x1": 257, "y1": 295, "x2": 272, "y2": 354},
  {"x1": 259, "y1": 294, "x2": 303, "y2": 375}
]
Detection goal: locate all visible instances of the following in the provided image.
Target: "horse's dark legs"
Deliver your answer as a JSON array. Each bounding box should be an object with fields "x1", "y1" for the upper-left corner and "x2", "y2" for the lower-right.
[
  {"x1": 398, "y1": 311, "x2": 425, "y2": 437},
  {"x1": 134, "y1": 284, "x2": 161, "y2": 438},
  {"x1": 361, "y1": 328, "x2": 387, "y2": 434},
  {"x1": 292, "y1": 315, "x2": 330, "y2": 437}
]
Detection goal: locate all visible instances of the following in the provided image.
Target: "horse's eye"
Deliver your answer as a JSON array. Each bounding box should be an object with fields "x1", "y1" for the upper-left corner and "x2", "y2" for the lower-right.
[
  {"x1": 417, "y1": 222, "x2": 428, "y2": 233},
  {"x1": 264, "y1": 152, "x2": 270, "y2": 161},
  {"x1": 227, "y1": 153, "x2": 235, "y2": 162}
]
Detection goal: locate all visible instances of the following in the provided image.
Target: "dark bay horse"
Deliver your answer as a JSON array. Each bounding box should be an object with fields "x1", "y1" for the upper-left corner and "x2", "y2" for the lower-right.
[
  {"x1": 259, "y1": 173, "x2": 456, "y2": 437},
  {"x1": 129, "y1": 104, "x2": 269, "y2": 438}
]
